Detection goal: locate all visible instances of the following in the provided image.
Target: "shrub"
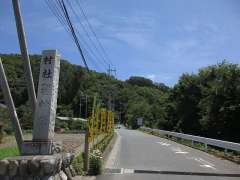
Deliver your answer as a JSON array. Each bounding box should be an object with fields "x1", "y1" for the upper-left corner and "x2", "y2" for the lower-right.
[
  {"x1": 89, "y1": 149, "x2": 102, "y2": 175},
  {"x1": 0, "y1": 124, "x2": 3, "y2": 143},
  {"x1": 72, "y1": 153, "x2": 84, "y2": 175}
]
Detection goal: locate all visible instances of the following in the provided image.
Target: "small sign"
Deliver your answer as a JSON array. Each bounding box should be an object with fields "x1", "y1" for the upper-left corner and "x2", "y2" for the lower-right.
[{"x1": 137, "y1": 117, "x2": 143, "y2": 126}]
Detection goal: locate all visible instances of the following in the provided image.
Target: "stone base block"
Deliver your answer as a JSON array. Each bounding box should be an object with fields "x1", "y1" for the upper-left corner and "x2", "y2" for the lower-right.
[{"x1": 0, "y1": 153, "x2": 74, "y2": 180}]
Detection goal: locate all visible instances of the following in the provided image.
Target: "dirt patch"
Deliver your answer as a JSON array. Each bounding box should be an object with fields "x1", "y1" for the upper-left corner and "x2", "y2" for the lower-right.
[
  {"x1": 0, "y1": 133, "x2": 85, "y2": 153},
  {"x1": 54, "y1": 133, "x2": 85, "y2": 153}
]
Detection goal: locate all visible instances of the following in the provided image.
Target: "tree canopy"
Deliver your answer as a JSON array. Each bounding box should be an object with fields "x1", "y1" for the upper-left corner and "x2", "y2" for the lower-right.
[{"x1": 0, "y1": 54, "x2": 239, "y2": 142}]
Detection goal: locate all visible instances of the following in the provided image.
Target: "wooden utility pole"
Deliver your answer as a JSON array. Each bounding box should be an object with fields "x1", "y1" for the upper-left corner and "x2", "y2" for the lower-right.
[{"x1": 12, "y1": 0, "x2": 37, "y2": 112}]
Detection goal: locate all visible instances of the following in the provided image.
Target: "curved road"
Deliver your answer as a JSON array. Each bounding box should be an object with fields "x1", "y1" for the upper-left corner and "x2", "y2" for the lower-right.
[{"x1": 97, "y1": 128, "x2": 240, "y2": 180}]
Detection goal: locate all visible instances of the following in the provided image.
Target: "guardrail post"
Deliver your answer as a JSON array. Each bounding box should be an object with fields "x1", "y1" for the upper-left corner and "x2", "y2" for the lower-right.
[
  {"x1": 204, "y1": 143, "x2": 208, "y2": 152},
  {"x1": 224, "y1": 149, "x2": 228, "y2": 155},
  {"x1": 191, "y1": 140, "x2": 194, "y2": 147}
]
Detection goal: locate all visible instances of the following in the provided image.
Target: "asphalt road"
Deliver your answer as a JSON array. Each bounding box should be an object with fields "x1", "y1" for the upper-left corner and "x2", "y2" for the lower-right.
[{"x1": 97, "y1": 128, "x2": 240, "y2": 180}]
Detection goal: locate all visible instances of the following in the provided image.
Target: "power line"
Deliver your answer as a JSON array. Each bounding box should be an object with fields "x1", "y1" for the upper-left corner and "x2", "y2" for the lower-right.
[
  {"x1": 45, "y1": 0, "x2": 116, "y2": 74},
  {"x1": 65, "y1": 0, "x2": 109, "y2": 71},
  {"x1": 61, "y1": 0, "x2": 90, "y2": 70},
  {"x1": 74, "y1": 0, "x2": 114, "y2": 67},
  {"x1": 44, "y1": 0, "x2": 89, "y2": 71}
]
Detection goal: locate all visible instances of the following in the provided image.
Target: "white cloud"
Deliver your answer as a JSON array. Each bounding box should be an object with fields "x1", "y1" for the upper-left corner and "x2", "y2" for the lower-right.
[{"x1": 146, "y1": 74, "x2": 156, "y2": 81}]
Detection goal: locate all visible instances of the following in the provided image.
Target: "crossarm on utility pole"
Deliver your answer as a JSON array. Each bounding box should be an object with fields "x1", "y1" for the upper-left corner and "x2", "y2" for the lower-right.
[
  {"x1": 0, "y1": 58, "x2": 24, "y2": 151},
  {"x1": 12, "y1": 0, "x2": 37, "y2": 113}
]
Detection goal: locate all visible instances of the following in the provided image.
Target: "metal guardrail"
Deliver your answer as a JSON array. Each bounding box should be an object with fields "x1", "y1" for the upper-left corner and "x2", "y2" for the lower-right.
[{"x1": 141, "y1": 127, "x2": 240, "y2": 152}]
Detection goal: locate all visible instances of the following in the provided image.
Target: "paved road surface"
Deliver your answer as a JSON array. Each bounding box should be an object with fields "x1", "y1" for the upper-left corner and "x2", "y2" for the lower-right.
[{"x1": 97, "y1": 129, "x2": 240, "y2": 180}]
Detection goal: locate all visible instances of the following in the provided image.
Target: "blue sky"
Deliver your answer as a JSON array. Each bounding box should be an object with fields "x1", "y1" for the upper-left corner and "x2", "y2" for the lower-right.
[{"x1": 1, "y1": 0, "x2": 240, "y2": 86}]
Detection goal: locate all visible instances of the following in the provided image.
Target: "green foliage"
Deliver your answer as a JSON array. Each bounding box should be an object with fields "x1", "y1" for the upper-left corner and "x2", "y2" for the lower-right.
[
  {"x1": 0, "y1": 146, "x2": 19, "y2": 160},
  {"x1": 0, "y1": 126, "x2": 3, "y2": 143},
  {"x1": 126, "y1": 76, "x2": 154, "y2": 87},
  {"x1": 167, "y1": 61, "x2": 240, "y2": 142},
  {"x1": 0, "y1": 107, "x2": 10, "y2": 132},
  {"x1": 95, "y1": 133, "x2": 114, "y2": 153},
  {"x1": 72, "y1": 153, "x2": 84, "y2": 175},
  {"x1": 1, "y1": 54, "x2": 239, "y2": 142},
  {"x1": 89, "y1": 149, "x2": 102, "y2": 175}
]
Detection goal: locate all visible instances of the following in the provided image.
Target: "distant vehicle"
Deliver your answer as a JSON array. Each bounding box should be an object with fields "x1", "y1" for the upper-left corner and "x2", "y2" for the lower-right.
[{"x1": 115, "y1": 124, "x2": 121, "y2": 129}]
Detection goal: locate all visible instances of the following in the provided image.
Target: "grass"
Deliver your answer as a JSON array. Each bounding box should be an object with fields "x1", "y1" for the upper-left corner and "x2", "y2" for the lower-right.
[
  {"x1": 93, "y1": 133, "x2": 114, "y2": 153},
  {"x1": 0, "y1": 146, "x2": 19, "y2": 160}
]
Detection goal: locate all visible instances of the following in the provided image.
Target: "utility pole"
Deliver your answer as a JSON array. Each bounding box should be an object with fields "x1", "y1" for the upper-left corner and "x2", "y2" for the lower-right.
[
  {"x1": 79, "y1": 95, "x2": 82, "y2": 118},
  {"x1": 84, "y1": 129, "x2": 89, "y2": 172},
  {"x1": 107, "y1": 64, "x2": 116, "y2": 77},
  {"x1": 84, "y1": 94, "x2": 89, "y2": 172},
  {"x1": 12, "y1": 0, "x2": 37, "y2": 113},
  {"x1": 108, "y1": 96, "x2": 112, "y2": 111},
  {"x1": 85, "y1": 95, "x2": 88, "y2": 118}
]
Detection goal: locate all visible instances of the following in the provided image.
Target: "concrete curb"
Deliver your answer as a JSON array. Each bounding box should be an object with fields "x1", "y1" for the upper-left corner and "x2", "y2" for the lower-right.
[{"x1": 102, "y1": 132, "x2": 117, "y2": 168}]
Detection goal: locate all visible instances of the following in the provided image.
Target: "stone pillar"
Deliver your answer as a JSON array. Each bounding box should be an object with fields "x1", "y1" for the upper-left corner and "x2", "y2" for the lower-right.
[
  {"x1": 33, "y1": 49, "x2": 60, "y2": 140},
  {"x1": 22, "y1": 50, "x2": 61, "y2": 155}
]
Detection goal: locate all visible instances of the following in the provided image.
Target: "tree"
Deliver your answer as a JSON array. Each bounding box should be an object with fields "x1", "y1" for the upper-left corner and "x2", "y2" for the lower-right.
[{"x1": 126, "y1": 76, "x2": 154, "y2": 87}]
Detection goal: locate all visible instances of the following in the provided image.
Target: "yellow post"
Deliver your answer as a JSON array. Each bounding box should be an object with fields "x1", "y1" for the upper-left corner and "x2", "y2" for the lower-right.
[
  {"x1": 106, "y1": 111, "x2": 109, "y2": 133},
  {"x1": 90, "y1": 96, "x2": 97, "y2": 142},
  {"x1": 100, "y1": 108, "x2": 105, "y2": 133},
  {"x1": 112, "y1": 112, "x2": 114, "y2": 133},
  {"x1": 109, "y1": 111, "x2": 112, "y2": 133},
  {"x1": 95, "y1": 106, "x2": 99, "y2": 135}
]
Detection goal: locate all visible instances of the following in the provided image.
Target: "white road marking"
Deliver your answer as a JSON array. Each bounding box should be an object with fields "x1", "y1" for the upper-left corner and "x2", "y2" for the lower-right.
[
  {"x1": 175, "y1": 151, "x2": 189, "y2": 154},
  {"x1": 198, "y1": 158, "x2": 215, "y2": 166},
  {"x1": 156, "y1": 141, "x2": 171, "y2": 146},
  {"x1": 200, "y1": 164, "x2": 216, "y2": 170},
  {"x1": 123, "y1": 169, "x2": 135, "y2": 174},
  {"x1": 193, "y1": 157, "x2": 216, "y2": 170},
  {"x1": 120, "y1": 168, "x2": 124, "y2": 174},
  {"x1": 171, "y1": 147, "x2": 182, "y2": 151},
  {"x1": 105, "y1": 132, "x2": 121, "y2": 168},
  {"x1": 195, "y1": 158, "x2": 215, "y2": 166},
  {"x1": 169, "y1": 146, "x2": 189, "y2": 154},
  {"x1": 120, "y1": 168, "x2": 134, "y2": 174}
]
